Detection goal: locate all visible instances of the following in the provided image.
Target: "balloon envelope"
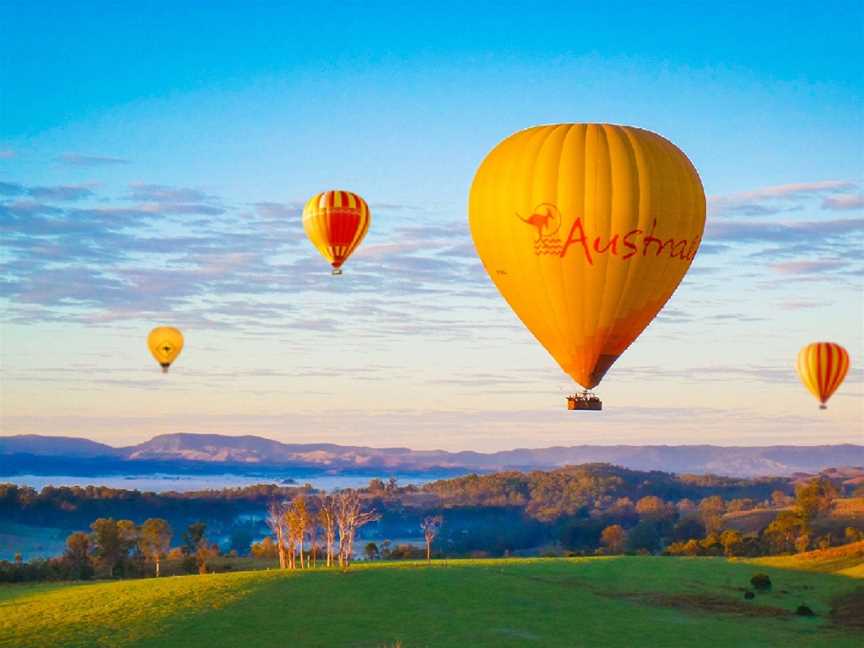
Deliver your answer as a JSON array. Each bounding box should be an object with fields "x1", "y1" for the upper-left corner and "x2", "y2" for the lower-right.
[
  {"x1": 796, "y1": 342, "x2": 849, "y2": 409},
  {"x1": 148, "y1": 326, "x2": 184, "y2": 372},
  {"x1": 469, "y1": 123, "x2": 706, "y2": 389},
  {"x1": 303, "y1": 190, "x2": 370, "y2": 273}
]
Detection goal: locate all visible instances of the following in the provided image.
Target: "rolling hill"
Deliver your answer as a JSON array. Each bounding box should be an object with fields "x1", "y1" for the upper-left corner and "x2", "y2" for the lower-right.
[
  {"x1": 0, "y1": 555, "x2": 861, "y2": 647},
  {"x1": 0, "y1": 435, "x2": 119, "y2": 458}
]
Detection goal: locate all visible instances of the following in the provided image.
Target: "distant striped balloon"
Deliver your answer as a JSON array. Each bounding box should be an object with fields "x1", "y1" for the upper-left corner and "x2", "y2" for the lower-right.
[
  {"x1": 303, "y1": 190, "x2": 371, "y2": 274},
  {"x1": 796, "y1": 342, "x2": 850, "y2": 409}
]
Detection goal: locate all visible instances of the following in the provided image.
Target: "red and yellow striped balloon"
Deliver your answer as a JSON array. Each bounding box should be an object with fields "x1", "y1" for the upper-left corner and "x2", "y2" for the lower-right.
[
  {"x1": 303, "y1": 190, "x2": 370, "y2": 274},
  {"x1": 796, "y1": 342, "x2": 850, "y2": 409}
]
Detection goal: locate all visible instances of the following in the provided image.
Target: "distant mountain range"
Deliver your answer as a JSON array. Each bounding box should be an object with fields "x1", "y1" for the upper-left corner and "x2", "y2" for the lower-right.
[{"x1": 1, "y1": 433, "x2": 862, "y2": 478}]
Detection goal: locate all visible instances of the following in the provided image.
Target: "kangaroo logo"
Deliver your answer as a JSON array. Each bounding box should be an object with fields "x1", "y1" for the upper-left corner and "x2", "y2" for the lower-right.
[
  {"x1": 517, "y1": 203, "x2": 563, "y2": 255},
  {"x1": 517, "y1": 203, "x2": 561, "y2": 240}
]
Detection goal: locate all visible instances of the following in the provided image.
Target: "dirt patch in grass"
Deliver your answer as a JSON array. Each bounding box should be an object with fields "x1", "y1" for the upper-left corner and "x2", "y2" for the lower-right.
[
  {"x1": 622, "y1": 592, "x2": 792, "y2": 618},
  {"x1": 830, "y1": 587, "x2": 864, "y2": 630},
  {"x1": 494, "y1": 569, "x2": 794, "y2": 620}
]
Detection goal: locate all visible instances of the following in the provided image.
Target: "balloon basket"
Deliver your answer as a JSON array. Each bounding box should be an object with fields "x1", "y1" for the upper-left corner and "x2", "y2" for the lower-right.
[
  {"x1": 819, "y1": 404, "x2": 827, "y2": 410},
  {"x1": 161, "y1": 365, "x2": 169, "y2": 374},
  {"x1": 567, "y1": 391, "x2": 602, "y2": 411},
  {"x1": 331, "y1": 268, "x2": 343, "y2": 276}
]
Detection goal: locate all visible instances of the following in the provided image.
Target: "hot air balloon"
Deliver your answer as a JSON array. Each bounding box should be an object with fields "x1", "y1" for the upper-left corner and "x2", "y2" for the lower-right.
[
  {"x1": 148, "y1": 326, "x2": 184, "y2": 373},
  {"x1": 796, "y1": 342, "x2": 850, "y2": 409},
  {"x1": 468, "y1": 124, "x2": 706, "y2": 409},
  {"x1": 302, "y1": 190, "x2": 370, "y2": 275}
]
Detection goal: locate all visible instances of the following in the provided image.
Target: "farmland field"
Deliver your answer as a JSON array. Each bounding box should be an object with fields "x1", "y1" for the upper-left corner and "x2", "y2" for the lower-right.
[{"x1": 1, "y1": 554, "x2": 862, "y2": 648}]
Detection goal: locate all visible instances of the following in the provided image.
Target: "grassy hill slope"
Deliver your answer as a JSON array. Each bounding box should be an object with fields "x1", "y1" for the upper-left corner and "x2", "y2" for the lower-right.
[
  {"x1": 1, "y1": 556, "x2": 862, "y2": 648},
  {"x1": 749, "y1": 540, "x2": 864, "y2": 577},
  {"x1": 722, "y1": 498, "x2": 864, "y2": 535}
]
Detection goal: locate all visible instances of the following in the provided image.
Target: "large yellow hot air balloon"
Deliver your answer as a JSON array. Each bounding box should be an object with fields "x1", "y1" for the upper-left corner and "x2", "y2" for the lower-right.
[
  {"x1": 148, "y1": 326, "x2": 184, "y2": 373},
  {"x1": 469, "y1": 124, "x2": 706, "y2": 406},
  {"x1": 303, "y1": 190, "x2": 370, "y2": 275},
  {"x1": 796, "y1": 342, "x2": 850, "y2": 409}
]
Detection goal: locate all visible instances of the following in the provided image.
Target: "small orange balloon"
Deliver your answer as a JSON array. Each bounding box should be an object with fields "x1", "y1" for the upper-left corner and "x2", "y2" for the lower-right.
[{"x1": 148, "y1": 327, "x2": 184, "y2": 373}]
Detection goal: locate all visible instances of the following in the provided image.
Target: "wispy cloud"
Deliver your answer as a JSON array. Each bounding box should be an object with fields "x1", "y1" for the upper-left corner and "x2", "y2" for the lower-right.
[
  {"x1": 0, "y1": 199, "x2": 65, "y2": 218},
  {"x1": 135, "y1": 202, "x2": 226, "y2": 216},
  {"x1": 1, "y1": 181, "x2": 97, "y2": 202},
  {"x1": 0, "y1": 181, "x2": 25, "y2": 196},
  {"x1": 0, "y1": 150, "x2": 16, "y2": 159},
  {"x1": 28, "y1": 184, "x2": 96, "y2": 201},
  {"x1": 369, "y1": 202, "x2": 423, "y2": 211},
  {"x1": 779, "y1": 300, "x2": 827, "y2": 311},
  {"x1": 706, "y1": 217, "x2": 864, "y2": 244},
  {"x1": 822, "y1": 194, "x2": 864, "y2": 211},
  {"x1": 0, "y1": 180, "x2": 485, "y2": 337},
  {"x1": 615, "y1": 364, "x2": 796, "y2": 385},
  {"x1": 55, "y1": 153, "x2": 131, "y2": 166},
  {"x1": 771, "y1": 259, "x2": 849, "y2": 275},
  {"x1": 694, "y1": 242, "x2": 732, "y2": 255},
  {"x1": 715, "y1": 180, "x2": 856, "y2": 202},
  {"x1": 127, "y1": 183, "x2": 214, "y2": 203},
  {"x1": 252, "y1": 201, "x2": 305, "y2": 218},
  {"x1": 709, "y1": 180, "x2": 857, "y2": 216}
]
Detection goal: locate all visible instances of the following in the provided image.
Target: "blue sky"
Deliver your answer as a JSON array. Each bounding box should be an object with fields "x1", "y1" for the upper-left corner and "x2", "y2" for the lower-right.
[{"x1": 1, "y1": 2, "x2": 862, "y2": 449}]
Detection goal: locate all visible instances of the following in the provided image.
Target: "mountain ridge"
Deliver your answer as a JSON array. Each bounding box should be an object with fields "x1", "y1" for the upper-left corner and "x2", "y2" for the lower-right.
[{"x1": 1, "y1": 433, "x2": 863, "y2": 477}]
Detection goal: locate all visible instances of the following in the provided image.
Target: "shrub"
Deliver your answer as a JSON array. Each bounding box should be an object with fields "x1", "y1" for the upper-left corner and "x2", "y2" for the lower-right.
[
  {"x1": 744, "y1": 590, "x2": 755, "y2": 600},
  {"x1": 181, "y1": 556, "x2": 198, "y2": 574},
  {"x1": 750, "y1": 573, "x2": 772, "y2": 591},
  {"x1": 387, "y1": 544, "x2": 426, "y2": 560},
  {"x1": 795, "y1": 604, "x2": 814, "y2": 616}
]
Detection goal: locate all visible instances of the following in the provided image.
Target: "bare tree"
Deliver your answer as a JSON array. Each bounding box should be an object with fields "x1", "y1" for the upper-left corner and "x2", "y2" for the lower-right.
[
  {"x1": 335, "y1": 489, "x2": 380, "y2": 569},
  {"x1": 286, "y1": 519, "x2": 299, "y2": 569},
  {"x1": 307, "y1": 509, "x2": 320, "y2": 568},
  {"x1": 420, "y1": 515, "x2": 443, "y2": 563},
  {"x1": 267, "y1": 501, "x2": 288, "y2": 569},
  {"x1": 319, "y1": 495, "x2": 337, "y2": 567},
  {"x1": 285, "y1": 511, "x2": 299, "y2": 569},
  {"x1": 286, "y1": 496, "x2": 310, "y2": 569}
]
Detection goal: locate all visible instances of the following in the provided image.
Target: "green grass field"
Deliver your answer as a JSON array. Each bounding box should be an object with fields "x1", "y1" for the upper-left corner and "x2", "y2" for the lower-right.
[{"x1": 1, "y1": 555, "x2": 862, "y2": 648}]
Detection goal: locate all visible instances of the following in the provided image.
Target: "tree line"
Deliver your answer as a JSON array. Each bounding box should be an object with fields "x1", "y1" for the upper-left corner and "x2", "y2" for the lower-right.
[
  {"x1": 0, "y1": 516, "x2": 221, "y2": 582},
  {"x1": 2, "y1": 465, "x2": 861, "y2": 582},
  {"x1": 0, "y1": 488, "x2": 388, "y2": 583},
  {"x1": 659, "y1": 476, "x2": 863, "y2": 557},
  {"x1": 0, "y1": 482, "x2": 308, "y2": 531}
]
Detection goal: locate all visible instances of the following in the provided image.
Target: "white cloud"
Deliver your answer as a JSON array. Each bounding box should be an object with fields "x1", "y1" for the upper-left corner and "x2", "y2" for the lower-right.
[
  {"x1": 822, "y1": 194, "x2": 864, "y2": 211},
  {"x1": 709, "y1": 180, "x2": 858, "y2": 216},
  {"x1": 55, "y1": 153, "x2": 130, "y2": 166}
]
